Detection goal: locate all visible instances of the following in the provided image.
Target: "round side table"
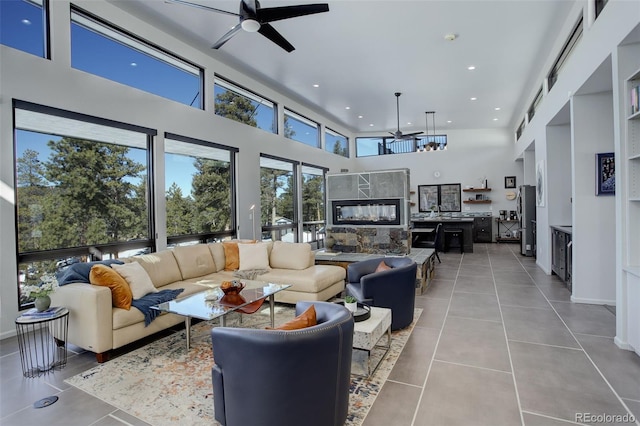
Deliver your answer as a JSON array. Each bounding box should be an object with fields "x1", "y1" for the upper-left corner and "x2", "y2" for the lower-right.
[{"x1": 15, "y1": 307, "x2": 69, "y2": 378}]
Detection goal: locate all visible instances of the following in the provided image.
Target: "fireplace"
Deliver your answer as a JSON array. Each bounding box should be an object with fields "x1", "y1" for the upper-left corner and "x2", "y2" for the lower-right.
[{"x1": 332, "y1": 199, "x2": 401, "y2": 226}]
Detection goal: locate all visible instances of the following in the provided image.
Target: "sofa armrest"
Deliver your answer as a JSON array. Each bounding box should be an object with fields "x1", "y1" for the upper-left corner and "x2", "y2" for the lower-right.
[{"x1": 50, "y1": 283, "x2": 113, "y2": 354}]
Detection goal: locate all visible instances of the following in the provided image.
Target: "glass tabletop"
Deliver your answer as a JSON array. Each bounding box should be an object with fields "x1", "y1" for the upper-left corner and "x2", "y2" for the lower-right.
[{"x1": 150, "y1": 280, "x2": 291, "y2": 321}]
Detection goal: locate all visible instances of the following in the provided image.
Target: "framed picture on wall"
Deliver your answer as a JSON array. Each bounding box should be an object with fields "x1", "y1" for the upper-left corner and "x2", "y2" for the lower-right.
[
  {"x1": 439, "y1": 183, "x2": 462, "y2": 212},
  {"x1": 596, "y1": 152, "x2": 615, "y2": 195},
  {"x1": 418, "y1": 185, "x2": 439, "y2": 212},
  {"x1": 505, "y1": 176, "x2": 516, "y2": 188}
]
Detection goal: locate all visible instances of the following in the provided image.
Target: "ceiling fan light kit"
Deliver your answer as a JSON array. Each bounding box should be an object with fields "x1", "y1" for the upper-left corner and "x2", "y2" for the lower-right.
[{"x1": 169, "y1": 0, "x2": 329, "y2": 52}]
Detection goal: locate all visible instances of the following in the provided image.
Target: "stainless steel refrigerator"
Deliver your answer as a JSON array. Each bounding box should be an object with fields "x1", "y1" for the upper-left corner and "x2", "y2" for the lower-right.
[{"x1": 517, "y1": 185, "x2": 536, "y2": 256}]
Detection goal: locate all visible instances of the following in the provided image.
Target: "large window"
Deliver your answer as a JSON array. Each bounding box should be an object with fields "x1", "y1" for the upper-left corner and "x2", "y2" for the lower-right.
[
  {"x1": 260, "y1": 155, "x2": 297, "y2": 242},
  {"x1": 14, "y1": 101, "x2": 155, "y2": 309},
  {"x1": 356, "y1": 136, "x2": 447, "y2": 156},
  {"x1": 547, "y1": 16, "x2": 583, "y2": 91},
  {"x1": 325, "y1": 128, "x2": 348, "y2": 157},
  {"x1": 527, "y1": 87, "x2": 543, "y2": 122},
  {"x1": 71, "y1": 9, "x2": 202, "y2": 108},
  {"x1": 301, "y1": 165, "x2": 326, "y2": 247},
  {"x1": 356, "y1": 137, "x2": 384, "y2": 157},
  {"x1": 214, "y1": 77, "x2": 277, "y2": 133},
  {"x1": 284, "y1": 109, "x2": 319, "y2": 147},
  {"x1": 164, "y1": 134, "x2": 237, "y2": 245},
  {"x1": 0, "y1": 0, "x2": 47, "y2": 58}
]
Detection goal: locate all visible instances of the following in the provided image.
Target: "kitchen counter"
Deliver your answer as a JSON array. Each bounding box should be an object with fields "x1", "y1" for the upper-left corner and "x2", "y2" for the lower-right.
[
  {"x1": 411, "y1": 219, "x2": 474, "y2": 253},
  {"x1": 412, "y1": 217, "x2": 475, "y2": 223}
]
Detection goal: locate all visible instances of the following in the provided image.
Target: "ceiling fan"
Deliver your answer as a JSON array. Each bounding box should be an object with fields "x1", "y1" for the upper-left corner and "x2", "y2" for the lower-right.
[
  {"x1": 167, "y1": 0, "x2": 329, "y2": 52},
  {"x1": 389, "y1": 92, "x2": 423, "y2": 141}
]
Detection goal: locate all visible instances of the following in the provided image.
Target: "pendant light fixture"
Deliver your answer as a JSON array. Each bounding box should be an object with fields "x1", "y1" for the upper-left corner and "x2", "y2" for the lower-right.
[{"x1": 418, "y1": 111, "x2": 436, "y2": 152}]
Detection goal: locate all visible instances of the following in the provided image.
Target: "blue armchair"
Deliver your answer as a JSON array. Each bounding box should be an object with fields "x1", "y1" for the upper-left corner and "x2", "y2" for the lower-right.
[
  {"x1": 346, "y1": 257, "x2": 417, "y2": 331},
  {"x1": 211, "y1": 301, "x2": 354, "y2": 426}
]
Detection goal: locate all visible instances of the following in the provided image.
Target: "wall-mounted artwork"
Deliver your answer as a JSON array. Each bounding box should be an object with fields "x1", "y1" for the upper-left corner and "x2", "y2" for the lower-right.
[
  {"x1": 505, "y1": 176, "x2": 516, "y2": 188},
  {"x1": 596, "y1": 152, "x2": 615, "y2": 196},
  {"x1": 536, "y1": 160, "x2": 545, "y2": 207},
  {"x1": 419, "y1": 184, "x2": 461, "y2": 212}
]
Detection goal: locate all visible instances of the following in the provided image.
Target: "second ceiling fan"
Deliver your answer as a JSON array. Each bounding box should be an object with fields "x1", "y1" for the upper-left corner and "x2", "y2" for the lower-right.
[
  {"x1": 389, "y1": 92, "x2": 423, "y2": 141},
  {"x1": 167, "y1": 0, "x2": 329, "y2": 52}
]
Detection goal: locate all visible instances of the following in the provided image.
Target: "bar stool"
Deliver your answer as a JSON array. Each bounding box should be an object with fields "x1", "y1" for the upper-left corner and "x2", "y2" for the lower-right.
[{"x1": 444, "y1": 228, "x2": 464, "y2": 253}]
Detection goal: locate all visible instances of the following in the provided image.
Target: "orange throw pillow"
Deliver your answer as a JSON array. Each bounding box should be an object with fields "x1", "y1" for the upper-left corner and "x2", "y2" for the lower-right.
[
  {"x1": 268, "y1": 305, "x2": 317, "y2": 331},
  {"x1": 375, "y1": 261, "x2": 392, "y2": 273},
  {"x1": 222, "y1": 242, "x2": 240, "y2": 271},
  {"x1": 89, "y1": 264, "x2": 133, "y2": 310}
]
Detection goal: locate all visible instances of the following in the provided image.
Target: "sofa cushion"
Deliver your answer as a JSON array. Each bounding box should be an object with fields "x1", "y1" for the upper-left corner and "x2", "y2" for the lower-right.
[
  {"x1": 238, "y1": 242, "x2": 270, "y2": 271},
  {"x1": 56, "y1": 259, "x2": 124, "y2": 285},
  {"x1": 375, "y1": 260, "x2": 392, "y2": 273},
  {"x1": 173, "y1": 244, "x2": 217, "y2": 280},
  {"x1": 267, "y1": 305, "x2": 316, "y2": 330},
  {"x1": 89, "y1": 264, "x2": 132, "y2": 310},
  {"x1": 222, "y1": 242, "x2": 240, "y2": 271},
  {"x1": 130, "y1": 250, "x2": 183, "y2": 288},
  {"x1": 269, "y1": 241, "x2": 312, "y2": 270},
  {"x1": 257, "y1": 265, "x2": 345, "y2": 294},
  {"x1": 208, "y1": 243, "x2": 226, "y2": 272},
  {"x1": 112, "y1": 262, "x2": 158, "y2": 300}
]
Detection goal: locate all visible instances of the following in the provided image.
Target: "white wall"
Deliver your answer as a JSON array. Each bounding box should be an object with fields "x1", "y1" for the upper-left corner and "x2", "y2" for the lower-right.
[
  {"x1": 571, "y1": 91, "x2": 616, "y2": 304},
  {"x1": 354, "y1": 128, "x2": 523, "y2": 226},
  {"x1": 546, "y1": 124, "x2": 572, "y2": 227}
]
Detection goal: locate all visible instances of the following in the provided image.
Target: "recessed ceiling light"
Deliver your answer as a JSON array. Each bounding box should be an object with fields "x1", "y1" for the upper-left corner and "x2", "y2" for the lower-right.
[
  {"x1": 130, "y1": 62, "x2": 137, "y2": 67},
  {"x1": 447, "y1": 120, "x2": 452, "y2": 123},
  {"x1": 407, "y1": 122, "x2": 412, "y2": 125},
  {"x1": 312, "y1": 84, "x2": 319, "y2": 88},
  {"x1": 493, "y1": 118, "x2": 499, "y2": 121},
  {"x1": 21, "y1": 19, "x2": 31, "y2": 25},
  {"x1": 467, "y1": 66, "x2": 476, "y2": 70},
  {"x1": 358, "y1": 115, "x2": 363, "y2": 119},
  {"x1": 345, "y1": 106, "x2": 350, "y2": 110},
  {"x1": 494, "y1": 107, "x2": 501, "y2": 111},
  {"x1": 369, "y1": 124, "x2": 374, "y2": 127},
  {"x1": 470, "y1": 97, "x2": 477, "y2": 101}
]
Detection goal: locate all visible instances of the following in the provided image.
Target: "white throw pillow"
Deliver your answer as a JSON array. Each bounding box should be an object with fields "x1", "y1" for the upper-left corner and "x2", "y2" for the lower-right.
[
  {"x1": 269, "y1": 241, "x2": 311, "y2": 270},
  {"x1": 238, "y1": 242, "x2": 270, "y2": 271},
  {"x1": 112, "y1": 262, "x2": 159, "y2": 300}
]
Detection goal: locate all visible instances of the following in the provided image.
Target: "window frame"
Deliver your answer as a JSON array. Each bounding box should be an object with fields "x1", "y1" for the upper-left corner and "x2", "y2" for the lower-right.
[
  {"x1": 283, "y1": 108, "x2": 320, "y2": 148},
  {"x1": 0, "y1": 0, "x2": 50, "y2": 59},
  {"x1": 164, "y1": 132, "x2": 238, "y2": 246},
  {"x1": 301, "y1": 162, "x2": 328, "y2": 247},
  {"x1": 259, "y1": 154, "x2": 299, "y2": 242},
  {"x1": 547, "y1": 15, "x2": 583, "y2": 91},
  {"x1": 325, "y1": 127, "x2": 349, "y2": 157},
  {"x1": 70, "y1": 6, "x2": 204, "y2": 109},
  {"x1": 13, "y1": 100, "x2": 157, "y2": 309}
]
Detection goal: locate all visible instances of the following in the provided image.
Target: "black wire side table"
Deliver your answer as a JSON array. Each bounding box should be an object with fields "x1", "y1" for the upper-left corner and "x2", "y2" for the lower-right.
[{"x1": 15, "y1": 308, "x2": 69, "y2": 378}]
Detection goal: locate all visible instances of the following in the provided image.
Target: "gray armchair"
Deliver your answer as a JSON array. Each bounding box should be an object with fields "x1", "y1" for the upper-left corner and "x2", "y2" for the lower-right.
[
  {"x1": 346, "y1": 257, "x2": 417, "y2": 331},
  {"x1": 211, "y1": 301, "x2": 354, "y2": 426}
]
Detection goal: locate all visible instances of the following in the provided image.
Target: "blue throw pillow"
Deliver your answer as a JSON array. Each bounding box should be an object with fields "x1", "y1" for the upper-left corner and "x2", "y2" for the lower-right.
[{"x1": 56, "y1": 259, "x2": 124, "y2": 286}]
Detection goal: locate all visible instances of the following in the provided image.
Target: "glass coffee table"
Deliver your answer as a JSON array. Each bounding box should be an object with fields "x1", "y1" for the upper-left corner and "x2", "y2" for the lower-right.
[{"x1": 151, "y1": 280, "x2": 291, "y2": 349}]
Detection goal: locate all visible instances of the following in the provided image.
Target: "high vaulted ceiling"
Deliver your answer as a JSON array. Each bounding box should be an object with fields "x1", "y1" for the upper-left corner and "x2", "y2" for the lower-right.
[{"x1": 110, "y1": 0, "x2": 577, "y2": 135}]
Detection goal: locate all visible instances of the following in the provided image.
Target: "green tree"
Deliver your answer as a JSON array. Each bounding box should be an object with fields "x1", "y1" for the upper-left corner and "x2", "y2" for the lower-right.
[
  {"x1": 166, "y1": 182, "x2": 194, "y2": 236},
  {"x1": 284, "y1": 116, "x2": 296, "y2": 139},
  {"x1": 215, "y1": 90, "x2": 258, "y2": 127},
  {"x1": 39, "y1": 137, "x2": 146, "y2": 249},
  {"x1": 302, "y1": 174, "x2": 324, "y2": 222},
  {"x1": 332, "y1": 140, "x2": 348, "y2": 157},
  {"x1": 16, "y1": 149, "x2": 47, "y2": 251},
  {"x1": 192, "y1": 158, "x2": 231, "y2": 232}
]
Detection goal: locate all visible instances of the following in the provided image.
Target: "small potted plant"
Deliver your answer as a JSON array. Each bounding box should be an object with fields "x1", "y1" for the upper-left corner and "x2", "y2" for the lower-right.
[
  {"x1": 344, "y1": 295, "x2": 358, "y2": 313},
  {"x1": 23, "y1": 274, "x2": 58, "y2": 312}
]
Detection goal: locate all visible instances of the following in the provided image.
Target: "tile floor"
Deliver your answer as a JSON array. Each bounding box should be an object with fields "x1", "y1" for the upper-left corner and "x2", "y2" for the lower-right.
[{"x1": 1, "y1": 243, "x2": 639, "y2": 425}]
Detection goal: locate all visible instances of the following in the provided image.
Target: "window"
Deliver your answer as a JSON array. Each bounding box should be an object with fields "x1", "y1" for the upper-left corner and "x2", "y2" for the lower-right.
[
  {"x1": 71, "y1": 9, "x2": 202, "y2": 108},
  {"x1": 527, "y1": 87, "x2": 543, "y2": 122},
  {"x1": 214, "y1": 77, "x2": 277, "y2": 133},
  {"x1": 547, "y1": 16, "x2": 583, "y2": 91},
  {"x1": 356, "y1": 137, "x2": 384, "y2": 157},
  {"x1": 301, "y1": 165, "x2": 326, "y2": 247},
  {"x1": 516, "y1": 118, "x2": 526, "y2": 141},
  {"x1": 325, "y1": 128, "x2": 348, "y2": 157},
  {"x1": 0, "y1": 0, "x2": 47, "y2": 58},
  {"x1": 260, "y1": 155, "x2": 297, "y2": 242},
  {"x1": 595, "y1": 0, "x2": 609, "y2": 20},
  {"x1": 164, "y1": 134, "x2": 237, "y2": 245},
  {"x1": 283, "y1": 109, "x2": 319, "y2": 147},
  {"x1": 14, "y1": 101, "x2": 155, "y2": 309}
]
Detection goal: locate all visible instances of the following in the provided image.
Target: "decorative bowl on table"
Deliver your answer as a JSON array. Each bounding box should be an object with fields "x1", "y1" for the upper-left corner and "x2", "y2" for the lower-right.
[{"x1": 221, "y1": 280, "x2": 245, "y2": 295}]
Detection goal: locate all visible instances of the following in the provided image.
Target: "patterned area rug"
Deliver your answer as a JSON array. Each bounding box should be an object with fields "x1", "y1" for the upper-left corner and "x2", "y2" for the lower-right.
[{"x1": 66, "y1": 305, "x2": 422, "y2": 426}]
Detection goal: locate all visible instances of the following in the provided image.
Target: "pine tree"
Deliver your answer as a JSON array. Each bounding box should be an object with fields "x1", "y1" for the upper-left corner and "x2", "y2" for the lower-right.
[
  {"x1": 215, "y1": 90, "x2": 258, "y2": 127},
  {"x1": 166, "y1": 182, "x2": 195, "y2": 236},
  {"x1": 192, "y1": 158, "x2": 231, "y2": 232}
]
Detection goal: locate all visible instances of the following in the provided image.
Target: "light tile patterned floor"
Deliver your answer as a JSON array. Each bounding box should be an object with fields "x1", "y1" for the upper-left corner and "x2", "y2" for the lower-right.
[{"x1": 1, "y1": 243, "x2": 639, "y2": 426}]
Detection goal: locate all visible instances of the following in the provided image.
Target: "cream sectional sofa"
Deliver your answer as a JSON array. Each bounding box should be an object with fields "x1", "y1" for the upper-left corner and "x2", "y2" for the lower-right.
[{"x1": 51, "y1": 241, "x2": 345, "y2": 362}]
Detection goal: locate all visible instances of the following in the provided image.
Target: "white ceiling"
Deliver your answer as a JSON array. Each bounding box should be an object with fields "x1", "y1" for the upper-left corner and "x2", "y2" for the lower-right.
[{"x1": 110, "y1": 0, "x2": 577, "y2": 135}]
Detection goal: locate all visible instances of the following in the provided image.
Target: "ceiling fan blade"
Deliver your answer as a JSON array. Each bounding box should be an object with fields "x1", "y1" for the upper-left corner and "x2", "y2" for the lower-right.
[
  {"x1": 165, "y1": 0, "x2": 240, "y2": 17},
  {"x1": 211, "y1": 23, "x2": 243, "y2": 49},
  {"x1": 258, "y1": 23, "x2": 295, "y2": 52},
  {"x1": 241, "y1": 0, "x2": 258, "y2": 16},
  {"x1": 258, "y1": 4, "x2": 330, "y2": 23},
  {"x1": 404, "y1": 131, "x2": 423, "y2": 137}
]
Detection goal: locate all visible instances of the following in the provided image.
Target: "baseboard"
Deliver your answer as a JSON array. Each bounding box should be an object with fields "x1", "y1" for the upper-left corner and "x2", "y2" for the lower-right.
[
  {"x1": 614, "y1": 336, "x2": 639, "y2": 355},
  {"x1": 570, "y1": 295, "x2": 616, "y2": 305},
  {"x1": 0, "y1": 329, "x2": 17, "y2": 340}
]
